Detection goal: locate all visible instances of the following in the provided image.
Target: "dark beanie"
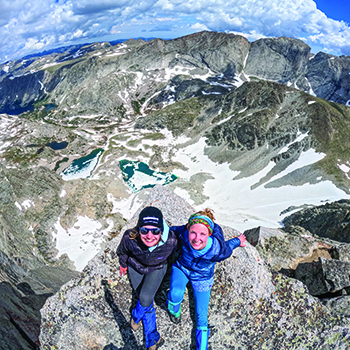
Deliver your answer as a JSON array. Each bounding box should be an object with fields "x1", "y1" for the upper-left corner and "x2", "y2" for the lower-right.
[{"x1": 137, "y1": 206, "x2": 164, "y2": 230}]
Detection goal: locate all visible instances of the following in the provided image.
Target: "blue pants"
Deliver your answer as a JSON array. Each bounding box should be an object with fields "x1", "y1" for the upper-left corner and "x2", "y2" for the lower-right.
[{"x1": 167, "y1": 265, "x2": 211, "y2": 329}]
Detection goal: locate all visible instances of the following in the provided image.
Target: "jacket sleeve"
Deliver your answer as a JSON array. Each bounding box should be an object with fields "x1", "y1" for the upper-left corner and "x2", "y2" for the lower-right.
[
  {"x1": 116, "y1": 232, "x2": 130, "y2": 268},
  {"x1": 169, "y1": 224, "x2": 186, "y2": 238},
  {"x1": 211, "y1": 224, "x2": 240, "y2": 262},
  {"x1": 228, "y1": 237, "x2": 241, "y2": 250}
]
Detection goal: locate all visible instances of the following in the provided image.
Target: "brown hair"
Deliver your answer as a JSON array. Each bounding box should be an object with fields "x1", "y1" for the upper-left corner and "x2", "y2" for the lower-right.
[{"x1": 193, "y1": 208, "x2": 215, "y2": 221}]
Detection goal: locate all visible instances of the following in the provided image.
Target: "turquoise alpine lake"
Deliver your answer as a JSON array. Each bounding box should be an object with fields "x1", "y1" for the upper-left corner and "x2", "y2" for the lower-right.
[
  {"x1": 60, "y1": 148, "x2": 104, "y2": 180},
  {"x1": 119, "y1": 159, "x2": 178, "y2": 193},
  {"x1": 43, "y1": 103, "x2": 58, "y2": 111}
]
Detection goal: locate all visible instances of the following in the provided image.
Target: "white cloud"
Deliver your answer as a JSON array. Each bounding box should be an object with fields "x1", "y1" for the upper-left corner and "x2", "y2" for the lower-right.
[
  {"x1": 1, "y1": 0, "x2": 350, "y2": 62},
  {"x1": 71, "y1": 29, "x2": 84, "y2": 39},
  {"x1": 191, "y1": 22, "x2": 209, "y2": 31}
]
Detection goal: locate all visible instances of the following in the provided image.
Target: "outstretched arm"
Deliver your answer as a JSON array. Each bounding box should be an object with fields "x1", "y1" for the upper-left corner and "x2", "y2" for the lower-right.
[{"x1": 227, "y1": 232, "x2": 246, "y2": 251}]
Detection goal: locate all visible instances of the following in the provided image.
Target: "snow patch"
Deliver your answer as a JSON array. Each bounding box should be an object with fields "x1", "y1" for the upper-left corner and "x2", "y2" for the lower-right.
[
  {"x1": 170, "y1": 137, "x2": 347, "y2": 232},
  {"x1": 21, "y1": 200, "x2": 34, "y2": 210},
  {"x1": 54, "y1": 216, "x2": 113, "y2": 271},
  {"x1": 278, "y1": 130, "x2": 309, "y2": 154},
  {"x1": 338, "y1": 164, "x2": 350, "y2": 173},
  {"x1": 217, "y1": 115, "x2": 233, "y2": 125},
  {"x1": 305, "y1": 78, "x2": 316, "y2": 96},
  {"x1": 15, "y1": 202, "x2": 22, "y2": 210}
]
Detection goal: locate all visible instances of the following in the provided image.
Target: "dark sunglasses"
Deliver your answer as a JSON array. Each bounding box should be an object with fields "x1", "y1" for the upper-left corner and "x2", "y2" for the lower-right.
[{"x1": 139, "y1": 227, "x2": 162, "y2": 235}]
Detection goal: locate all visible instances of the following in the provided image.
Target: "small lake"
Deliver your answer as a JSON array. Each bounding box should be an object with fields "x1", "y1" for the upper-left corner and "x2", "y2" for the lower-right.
[
  {"x1": 46, "y1": 141, "x2": 68, "y2": 150},
  {"x1": 43, "y1": 103, "x2": 58, "y2": 111},
  {"x1": 60, "y1": 149, "x2": 104, "y2": 180},
  {"x1": 119, "y1": 159, "x2": 178, "y2": 193},
  {"x1": 26, "y1": 140, "x2": 69, "y2": 152}
]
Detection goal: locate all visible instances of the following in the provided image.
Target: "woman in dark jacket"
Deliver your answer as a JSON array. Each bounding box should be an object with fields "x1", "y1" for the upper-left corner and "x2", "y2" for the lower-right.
[
  {"x1": 166, "y1": 208, "x2": 246, "y2": 350},
  {"x1": 117, "y1": 206, "x2": 177, "y2": 350}
]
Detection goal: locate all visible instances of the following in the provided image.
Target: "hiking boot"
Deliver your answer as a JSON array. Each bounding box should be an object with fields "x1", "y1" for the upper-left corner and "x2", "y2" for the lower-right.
[
  {"x1": 131, "y1": 317, "x2": 141, "y2": 331},
  {"x1": 168, "y1": 312, "x2": 181, "y2": 324},
  {"x1": 166, "y1": 293, "x2": 182, "y2": 325},
  {"x1": 147, "y1": 337, "x2": 164, "y2": 350}
]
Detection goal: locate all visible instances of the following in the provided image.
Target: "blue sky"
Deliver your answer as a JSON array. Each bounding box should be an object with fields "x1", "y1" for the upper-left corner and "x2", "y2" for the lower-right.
[{"x1": 1, "y1": 0, "x2": 350, "y2": 64}]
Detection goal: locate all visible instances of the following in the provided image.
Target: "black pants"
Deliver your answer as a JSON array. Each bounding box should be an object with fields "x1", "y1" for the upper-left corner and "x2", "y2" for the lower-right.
[{"x1": 128, "y1": 264, "x2": 167, "y2": 307}]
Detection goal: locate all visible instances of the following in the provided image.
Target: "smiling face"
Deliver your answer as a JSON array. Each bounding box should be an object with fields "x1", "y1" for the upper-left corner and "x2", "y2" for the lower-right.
[
  {"x1": 139, "y1": 225, "x2": 162, "y2": 247},
  {"x1": 188, "y1": 223, "x2": 210, "y2": 250}
]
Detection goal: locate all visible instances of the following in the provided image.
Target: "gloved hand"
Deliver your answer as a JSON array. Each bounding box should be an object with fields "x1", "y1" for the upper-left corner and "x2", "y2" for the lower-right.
[
  {"x1": 238, "y1": 233, "x2": 246, "y2": 247},
  {"x1": 120, "y1": 266, "x2": 128, "y2": 276}
]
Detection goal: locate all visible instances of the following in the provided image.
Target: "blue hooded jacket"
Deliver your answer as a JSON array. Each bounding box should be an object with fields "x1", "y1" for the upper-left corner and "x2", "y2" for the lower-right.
[{"x1": 170, "y1": 223, "x2": 240, "y2": 281}]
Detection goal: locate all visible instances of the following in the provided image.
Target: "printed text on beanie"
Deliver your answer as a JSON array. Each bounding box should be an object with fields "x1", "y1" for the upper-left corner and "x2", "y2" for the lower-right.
[{"x1": 137, "y1": 206, "x2": 164, "y2": 230}]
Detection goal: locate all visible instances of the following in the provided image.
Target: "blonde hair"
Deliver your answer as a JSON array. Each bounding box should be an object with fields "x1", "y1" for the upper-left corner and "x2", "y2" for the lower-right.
[{"x1": 129, "y1": 227, "x2": 139, "y2": 240}]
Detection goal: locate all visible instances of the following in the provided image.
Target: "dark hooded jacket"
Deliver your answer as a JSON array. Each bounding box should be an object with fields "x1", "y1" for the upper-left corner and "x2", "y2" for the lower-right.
[
  {"x1": 170, "y1": 223, "x2": 240, "y2": 280},
  {"x1": 117, "y1": 225, "x2": 178, "y2": 274}
]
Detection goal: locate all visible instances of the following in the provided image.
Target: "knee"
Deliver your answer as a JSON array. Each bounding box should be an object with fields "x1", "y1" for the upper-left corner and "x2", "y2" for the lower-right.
[
  {"x1": 139, "y1": 295, "x2": 153, "y2": 308},
  {"x1": 168, "y1": 286, "x2": 185, "y2": 303}
]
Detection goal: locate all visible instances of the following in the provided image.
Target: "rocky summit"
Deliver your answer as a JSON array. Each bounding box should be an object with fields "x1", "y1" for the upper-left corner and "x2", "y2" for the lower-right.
[
  {"x1": 39, "y1": 186, "x2": 350, "y2": 350},
  {"x1": 0, "y1": 30, "x2": 350, "y2": 349}
]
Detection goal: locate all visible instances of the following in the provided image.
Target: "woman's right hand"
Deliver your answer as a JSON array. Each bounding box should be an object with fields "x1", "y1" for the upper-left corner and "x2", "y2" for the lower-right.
[{"x1": 120, "y1": 266, "x2": 128, "y2": 276}]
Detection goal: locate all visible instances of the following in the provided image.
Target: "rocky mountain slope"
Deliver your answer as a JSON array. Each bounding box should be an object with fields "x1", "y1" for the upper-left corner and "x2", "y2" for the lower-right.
[
  {"x1": 39, "y1": 186, "x2": 350, "y2": 349},
  {"x1": 0, "y1": 31, "x2": 350, "y2": 349}
]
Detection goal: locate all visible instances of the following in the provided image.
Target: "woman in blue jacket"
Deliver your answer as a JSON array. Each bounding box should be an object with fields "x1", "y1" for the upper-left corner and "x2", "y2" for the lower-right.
[
  {"x1": 117, "y1": 206, "x2": 177, "y2": 350},
  {"x1": 166, "y1": 208, "x2": 246, "y2": 350}
]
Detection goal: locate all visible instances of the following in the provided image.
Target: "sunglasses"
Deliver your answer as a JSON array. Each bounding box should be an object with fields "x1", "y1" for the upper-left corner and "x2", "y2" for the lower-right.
[{"x1": 139, "y1": 227, "x2": 162, "y2": 235}]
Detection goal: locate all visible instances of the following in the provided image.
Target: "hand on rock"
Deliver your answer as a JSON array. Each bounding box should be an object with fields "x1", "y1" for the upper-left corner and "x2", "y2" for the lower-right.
[
  {"x1": 120, "y1": 266, "x2": 128, "y2": 276},
  {"x1": 238, "y1": 233, "x2": 247, "y2": 247}
]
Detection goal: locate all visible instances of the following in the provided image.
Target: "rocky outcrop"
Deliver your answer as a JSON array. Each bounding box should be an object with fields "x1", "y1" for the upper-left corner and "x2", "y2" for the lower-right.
[
  {"x1": 282, "y1": 199, "x2": 350, "y2": 243},
  {"x1": 244, "y1": 36, "x2": 310, "y2": 84},
  {"x1": 0, "y1": 282, "x2": 50, "y2": 350},
  {"x1": 244, "y1": 226, "x2": 333, "y2": 272},
  {"x1": 295, "y1": 257, "x2": 350, "y2": 296},
  {"x1": 244, "y1": 225, "x2": 350, "y2": 299},
  {"x1": 0, "y1": 163, "x2": 81, "y2": 349},
  {"x1": 39, "y1": 186, "x2": 350, "y2": 350},
  {"x1": 305, "y1": 52, "x2": 350, "y2": 105}
]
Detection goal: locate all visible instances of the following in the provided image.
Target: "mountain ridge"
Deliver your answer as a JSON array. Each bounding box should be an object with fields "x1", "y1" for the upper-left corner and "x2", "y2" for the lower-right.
[{"x1": 0, "y1": 30, "x2": 350, "y2": 349}]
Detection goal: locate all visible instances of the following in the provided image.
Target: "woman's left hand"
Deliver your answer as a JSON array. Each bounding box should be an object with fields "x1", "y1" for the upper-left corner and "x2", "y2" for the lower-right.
[
  {"x1": 238, "y1": 233, "x2": 246, "y2": 247},
  {"x1": 119, "y1": 266, "x2": 128, "y2": 276}
]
